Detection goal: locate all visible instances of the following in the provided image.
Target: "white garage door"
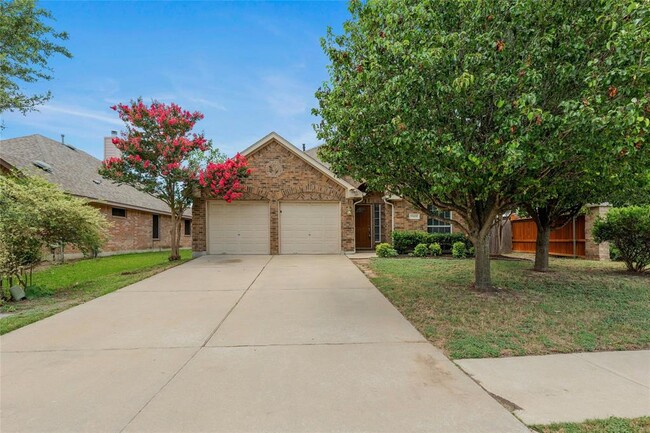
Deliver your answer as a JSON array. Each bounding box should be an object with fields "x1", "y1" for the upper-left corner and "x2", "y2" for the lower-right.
[
  {"x1": 280, "y1": 202, "x2": 341, "y2": 254},
  {"x1": 208, "y1": 201, "x2": 269, "y2": 254}
]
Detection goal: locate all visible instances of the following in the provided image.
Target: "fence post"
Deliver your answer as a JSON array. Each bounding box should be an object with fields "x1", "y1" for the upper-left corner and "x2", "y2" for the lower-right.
[{"x1": 572, "y1": 216, "x2": 577, "y2": 258}]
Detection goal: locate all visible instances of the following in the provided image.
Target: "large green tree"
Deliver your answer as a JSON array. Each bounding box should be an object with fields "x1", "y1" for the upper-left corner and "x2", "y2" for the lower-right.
[
  {"x1": 314, "y1": 0, "x2": 650, "y2": 290},
  {"x1": 514, "y1": 0, "x2": 650, "y2": 272},
  {"x1": 0, "y1": 0, "x2": 71, "y2": 115}
]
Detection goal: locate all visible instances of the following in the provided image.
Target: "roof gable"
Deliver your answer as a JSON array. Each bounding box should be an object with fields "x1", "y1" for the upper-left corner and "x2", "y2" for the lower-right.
[{"x1": 241, "y1": 132, "x2": 361, "y2": 196}]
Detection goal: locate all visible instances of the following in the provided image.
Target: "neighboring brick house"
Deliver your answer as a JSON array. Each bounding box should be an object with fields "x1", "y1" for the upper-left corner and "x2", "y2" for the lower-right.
[
  {"x1": 191, "y1": 132, "x2": 459, "y2": 256},
  {"x1": 0, "y1": 134, "x2": 191, "y2": 258}
]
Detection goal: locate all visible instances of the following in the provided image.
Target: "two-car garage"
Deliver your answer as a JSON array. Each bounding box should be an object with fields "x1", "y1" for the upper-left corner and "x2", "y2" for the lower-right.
[
  {"x1": 207, "y1": 201, "x2": 341, "y2": 255},
  {"x1": 195, "y1": 132, "x2": 359, "y2": 256}
]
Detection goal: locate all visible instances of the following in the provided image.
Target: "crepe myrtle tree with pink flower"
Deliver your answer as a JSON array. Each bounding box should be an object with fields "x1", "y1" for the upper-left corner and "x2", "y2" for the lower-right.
[{"x1": 99, "y1": 99, "x2": 250, "y2": 261}]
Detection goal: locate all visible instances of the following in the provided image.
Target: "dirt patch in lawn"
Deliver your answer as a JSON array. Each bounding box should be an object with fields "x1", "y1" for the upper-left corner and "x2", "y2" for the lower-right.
[{"x1": 351, "y1": 258, "x2": 378, "y2": 278}]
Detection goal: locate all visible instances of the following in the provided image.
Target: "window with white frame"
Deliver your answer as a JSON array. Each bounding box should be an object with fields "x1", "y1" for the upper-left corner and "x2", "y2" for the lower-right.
[
  {"x1": 373, "y1": 204, "x2": 381, "y2": 243},
  {"x1": 427, "y1": 205, "x2": 452, "y2": 233}
]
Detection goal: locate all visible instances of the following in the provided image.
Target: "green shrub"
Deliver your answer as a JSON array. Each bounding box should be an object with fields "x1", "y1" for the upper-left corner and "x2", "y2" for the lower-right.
[
  {"x1": 452, "y1": 241, "x2": 467, "y2": 258},
  {"x1": 376, "y1": 243, "x2": 398, "y2": 258},
  {"x1": 413, "y1": 243, "x2": 429, "y2": 257},
  {"x1": 593, "y1": 206, "x2": 650, "y2": 272},
  {"x1": 392, "y1": 230, "x2": 471, "y2": 254},
  {"x1": 429, "y1": 243, "x2": 442, "y2": 256}
]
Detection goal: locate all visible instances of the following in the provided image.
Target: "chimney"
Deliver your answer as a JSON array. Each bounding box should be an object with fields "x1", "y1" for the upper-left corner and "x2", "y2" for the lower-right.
[{"x1": 104, "y1": 131, "x2": 121, "y2": 160}]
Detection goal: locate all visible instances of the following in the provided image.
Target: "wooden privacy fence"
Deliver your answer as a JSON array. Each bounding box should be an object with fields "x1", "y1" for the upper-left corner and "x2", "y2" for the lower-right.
[{"x1": 511, "y1": 216, "x2": 586, "y2": 257}]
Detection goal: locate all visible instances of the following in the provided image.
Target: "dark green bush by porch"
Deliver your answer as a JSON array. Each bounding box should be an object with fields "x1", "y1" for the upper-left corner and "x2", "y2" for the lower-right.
[{"x1": 392, "y1": 230, "x2": 471, "y2": 254}]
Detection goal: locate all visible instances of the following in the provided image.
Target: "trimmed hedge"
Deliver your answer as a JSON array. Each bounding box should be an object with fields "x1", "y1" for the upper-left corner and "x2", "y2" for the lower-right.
[{"x1": 392, "y1": 230, "x2": 472, "y2": 254}]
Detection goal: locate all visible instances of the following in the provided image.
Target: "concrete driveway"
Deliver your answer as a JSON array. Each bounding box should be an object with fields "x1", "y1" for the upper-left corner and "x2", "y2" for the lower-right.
[{"x1": 1, "y1": 255, "x2": 528, "y2": 433}]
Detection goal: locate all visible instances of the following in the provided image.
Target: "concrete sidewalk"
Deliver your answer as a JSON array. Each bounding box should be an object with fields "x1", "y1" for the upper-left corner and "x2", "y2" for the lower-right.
[
  {"x1": 456, "y1": 350, "x2": 650, "y2": 425},
  {"x1": 1, "y1": 255, "x2": 528, "y2": 433}
]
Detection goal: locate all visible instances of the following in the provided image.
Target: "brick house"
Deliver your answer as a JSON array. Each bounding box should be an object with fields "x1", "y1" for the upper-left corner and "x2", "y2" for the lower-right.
[
  {"x1": 191, "y1": 132, "x2": 461, "y2": 256},
  {"x1": 0, "y1": 134, "x2": 191, "y2": 258},
  {"x1": 191, "y1": 132, "x2": 609, "y2": 259}
]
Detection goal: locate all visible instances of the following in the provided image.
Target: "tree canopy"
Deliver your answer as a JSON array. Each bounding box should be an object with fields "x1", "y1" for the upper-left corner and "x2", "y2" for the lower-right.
[
  {"x1": 314, "y1": 0, "x2": 650, "y2": 289},
  {"x1": 0, "y1": 0, "x2": 72, "y2": 115}
]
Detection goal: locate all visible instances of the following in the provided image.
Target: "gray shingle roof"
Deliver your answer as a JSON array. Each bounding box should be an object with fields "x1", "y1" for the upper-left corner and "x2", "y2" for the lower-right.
[
  {"x1": 305, "y1": 145, "x2": 363, "y2": 189},
  {"x1": 0, "y1": 134, "x2": 190, "y2": 217}
]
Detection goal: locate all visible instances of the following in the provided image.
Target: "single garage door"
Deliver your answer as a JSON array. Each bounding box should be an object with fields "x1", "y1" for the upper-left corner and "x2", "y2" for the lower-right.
[
  {"x1": 280, "y1": 202, "x2": 341, "y2": 254},
  {"x1": 208, "y1": 201, "x2": 269, "y2": 254}
]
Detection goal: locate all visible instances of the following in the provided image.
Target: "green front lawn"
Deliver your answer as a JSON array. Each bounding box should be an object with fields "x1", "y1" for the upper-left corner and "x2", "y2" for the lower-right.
[
  {"x1": 367, "y1": 257, "x2": 649, "y2": 359},
  {"x1": 0, "y1": 250, "x2": 192, "y2": 334},
  {"x1": 531, "y1": 417, "x2": 650, "y2": 433}
]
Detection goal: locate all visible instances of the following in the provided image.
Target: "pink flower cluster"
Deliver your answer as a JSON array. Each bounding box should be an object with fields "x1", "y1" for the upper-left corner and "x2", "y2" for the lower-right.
[
  {"x1": 111, "y1": 100, "x2": 204, "y2": 131},
  {"x1": 110, "y1": 100, "x2": 209, "y2": 160},
  {"x1": 199, "y1": 154, "x2": 251, "y2": 202}
]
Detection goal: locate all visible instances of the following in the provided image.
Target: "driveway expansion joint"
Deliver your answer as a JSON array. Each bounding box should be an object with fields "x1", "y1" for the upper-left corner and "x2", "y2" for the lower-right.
[
  {"x1": 1, "y1": 346, "x2": 203, "y2": 354},
  {"x1": 208, "y1": 340, "x2": 430, "y2": 348},
  {"x1": 573, "y1": 352, "x2": 650, "y2": 389},
  {"x1": 118, "y1": 255, "x2": 275, "y2": 433}
]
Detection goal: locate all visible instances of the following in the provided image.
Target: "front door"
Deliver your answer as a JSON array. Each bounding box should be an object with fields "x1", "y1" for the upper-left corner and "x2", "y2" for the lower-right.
[{"x1": 355, "y1": 205, "x2": 372, "y2": 249}]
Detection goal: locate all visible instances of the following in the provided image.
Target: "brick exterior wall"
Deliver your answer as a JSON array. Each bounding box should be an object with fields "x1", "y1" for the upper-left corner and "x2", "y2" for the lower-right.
[
  {"x1": 59, "y1": 203, "x2": 191, "y2": 258},
  {"x1": 192, "y1": 197, "x2": 207, "y2": 254},
  {"x1": 393, "y1": 200, "x2": 429, "y2": 232},
  {"x1": 585, "y1": 204, "x2": 610, "y2": 261},
  {"x1": 192, "y1": 138, "x2": 354, "y2": 255},
  {"x1": 353, "y1": 195, "x2": 464, "y2": 248},
  {"x1": 95, "y1": 204, "x2": 191, "y2": 252},
  {"x1": 191, "y1": 137, "x2": 472, "y2": 254}
]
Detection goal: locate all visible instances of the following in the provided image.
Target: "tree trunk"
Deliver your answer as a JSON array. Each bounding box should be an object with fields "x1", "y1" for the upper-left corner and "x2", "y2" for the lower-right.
[
  {"x1": 534, "y1": 222, "x2": 551, "y2": 272},
  {"x1": 496, "y1": 215, "x2": 508, "y2": 255},
  {"x1": 474, "y1": 234, "x2": 493, "y2": 291},
  {"x1": 169, "y1": 212, "x2": 181, "y2": 261}
]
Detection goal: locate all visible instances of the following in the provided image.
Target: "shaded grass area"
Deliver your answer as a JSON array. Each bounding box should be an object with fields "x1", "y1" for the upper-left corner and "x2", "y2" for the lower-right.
[
  {"x1": 0, "y1": 250, "x2": 192, "y2": 334},
  {"x1": 530, "y1": 416, "x2": 650, "y2": 433},
  {"x1": 367, "y1": 257, "x2": 650, "y2": 359}
]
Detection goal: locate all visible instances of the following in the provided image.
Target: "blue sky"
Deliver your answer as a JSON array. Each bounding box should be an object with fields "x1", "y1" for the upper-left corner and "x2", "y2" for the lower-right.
[{"x1": 1, "y1": 1, "x2": 349, "y2": 159}]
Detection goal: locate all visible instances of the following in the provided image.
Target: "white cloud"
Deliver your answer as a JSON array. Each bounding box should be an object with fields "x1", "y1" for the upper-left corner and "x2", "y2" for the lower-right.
[
  {"x1": 187, "y1": 97, "x2": 227, "y2": 111},
  {"x1": 39, "y1": 104, "x2": 123, "y2": 126}
]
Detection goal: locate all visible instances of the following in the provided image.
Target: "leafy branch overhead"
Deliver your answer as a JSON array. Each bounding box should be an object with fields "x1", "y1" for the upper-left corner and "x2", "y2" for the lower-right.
[{"x1": 0, "y1": 0, "x2": 72, "y2": 114}]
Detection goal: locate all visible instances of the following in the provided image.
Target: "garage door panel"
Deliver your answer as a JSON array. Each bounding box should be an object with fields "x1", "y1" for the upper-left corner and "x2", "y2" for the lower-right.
[
  {"x1": 208, "y1": 202, "x2": 269, "y2": 254},
  {"x1": 280, "y1": 202, "x2": 341, "y2": 254}
]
